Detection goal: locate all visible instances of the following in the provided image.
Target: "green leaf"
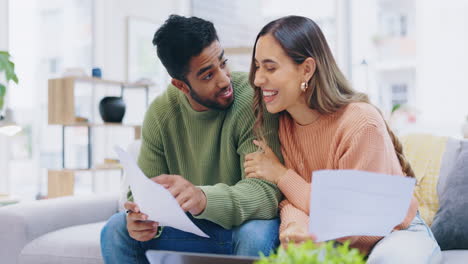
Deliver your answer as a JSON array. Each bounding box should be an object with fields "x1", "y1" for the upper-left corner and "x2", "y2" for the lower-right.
[
  {"x1": 391, "y1": 103, "x2": 402, "y2": 113},
  {"x1": 0, "y1": 84, "x2": 5, "y2": 97},
  {"x1": 0, "y1": 96, "x2": 4, "y2": 111},
  {"x1": 0, "y1": 52, "x2": 10, "y2": 69},
  {"x1": 5, "y1": 61, "x2": 18, "y2": 84},
  {"x1": 254, "y1": 240, "x2": 365, "y2": 264},
  {"x1": 0, "y1": 51, "x2": 19, "y2": 89}
]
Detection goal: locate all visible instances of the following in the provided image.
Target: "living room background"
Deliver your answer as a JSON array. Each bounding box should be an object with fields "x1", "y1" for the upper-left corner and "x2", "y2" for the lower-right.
[{"x1": 1, "y1": 0, "x2": 468, "y2": 202}]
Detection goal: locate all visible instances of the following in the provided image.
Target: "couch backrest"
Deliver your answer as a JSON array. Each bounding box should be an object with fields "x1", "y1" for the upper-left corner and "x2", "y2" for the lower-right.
[{"x1": 400, "y1": 134, "x2": 448, "y2": 226}]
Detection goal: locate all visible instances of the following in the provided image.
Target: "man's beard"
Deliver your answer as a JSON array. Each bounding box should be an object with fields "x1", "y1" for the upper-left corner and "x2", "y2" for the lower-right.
[{"x1": 188, "y1": 83, "x2": 234, "y2": 111}]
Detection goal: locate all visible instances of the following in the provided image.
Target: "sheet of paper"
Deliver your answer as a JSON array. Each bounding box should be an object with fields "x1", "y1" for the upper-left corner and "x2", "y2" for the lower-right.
[
  {"x1": 309, "y1": 170, "x2": 416, "y2": 242},
  {"x1": 115, "y1": 146, "x2": 209, "y2": 238}
]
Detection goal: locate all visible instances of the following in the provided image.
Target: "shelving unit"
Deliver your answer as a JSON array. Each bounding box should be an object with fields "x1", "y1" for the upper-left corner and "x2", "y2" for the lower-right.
[{"x1": 47, "y1": 76, "x2": 150, "y2": 198}]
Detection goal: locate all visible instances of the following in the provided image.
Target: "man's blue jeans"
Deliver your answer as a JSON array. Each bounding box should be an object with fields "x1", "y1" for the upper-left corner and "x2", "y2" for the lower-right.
[{"x1": 100, "y1": 212, "x2": 280, "y2": 264}]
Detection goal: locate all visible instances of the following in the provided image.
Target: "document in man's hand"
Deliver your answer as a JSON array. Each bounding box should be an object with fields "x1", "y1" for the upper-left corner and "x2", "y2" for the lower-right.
[
  {"x1": 309, "y1": 170, "x2": 416, "y2": 242},
  {"x1": 115, "y1": 146, "x2": 209, "y2": 238}
]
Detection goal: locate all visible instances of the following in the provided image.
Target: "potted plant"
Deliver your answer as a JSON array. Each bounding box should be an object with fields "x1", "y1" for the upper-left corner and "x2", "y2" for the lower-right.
[
  {"x1": 0, "y1": 51, "x2": 19, "y2": 113},
  {"x1": 255, "y1": 241, "x2": 366, "y2": 264}
]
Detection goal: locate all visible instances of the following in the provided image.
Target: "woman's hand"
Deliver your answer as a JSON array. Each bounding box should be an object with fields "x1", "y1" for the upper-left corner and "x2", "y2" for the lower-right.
[
  {"x1": 244, "y1": 140, "x2": 287, "y2": 184},
  {"x1": 280, "y1": 221, "x2": 317, "y2": 248}
]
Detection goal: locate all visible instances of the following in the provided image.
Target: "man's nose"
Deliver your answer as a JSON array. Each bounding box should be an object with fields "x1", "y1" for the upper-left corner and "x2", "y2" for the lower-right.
[{"x1": 217, "y1": 68, "x2": 231, "y2": 88}]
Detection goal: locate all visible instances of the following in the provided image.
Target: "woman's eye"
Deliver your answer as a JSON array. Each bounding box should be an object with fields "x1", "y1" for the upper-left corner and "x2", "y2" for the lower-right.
[{"x1": 221, "y1": 59, "x2": 228, "y2": 68}]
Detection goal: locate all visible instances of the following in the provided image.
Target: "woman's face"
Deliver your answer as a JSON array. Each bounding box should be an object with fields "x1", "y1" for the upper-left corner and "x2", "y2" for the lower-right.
[{"x1": 253, "y1": 34, "x2": 307, "y2": 114}]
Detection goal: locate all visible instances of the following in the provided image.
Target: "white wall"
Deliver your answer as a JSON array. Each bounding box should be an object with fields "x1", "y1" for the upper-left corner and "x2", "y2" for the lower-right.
[
  {"x1": 350, "y1": 0, "x2": 379, "y2": 103},
  {"x1": 416, "y1": 0, "x2": 468, "y2": 136},
  {"x1": 93, "y1": 0, "x2": 190, "y2": 81},
  {"x1": 0, "y1": 0, "x2": 7, "y2": 50}
]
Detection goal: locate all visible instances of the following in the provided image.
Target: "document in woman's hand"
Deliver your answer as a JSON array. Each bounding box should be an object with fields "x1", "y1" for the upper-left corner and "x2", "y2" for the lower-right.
[{"x1": 309, "y1": 170, "x2": 416, "y2": 242}]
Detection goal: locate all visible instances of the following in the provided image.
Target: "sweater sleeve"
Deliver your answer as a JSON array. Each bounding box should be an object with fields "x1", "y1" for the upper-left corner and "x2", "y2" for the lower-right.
[
  {"x1": 277, "y1": 169, "x2": 311, "y2": 214},
  {"x1": 195, "y1": 109, "x2": 283, "y2": 228},
  {"x1": 336, "y1": 121, "x2": 418, "y2": 254},
  {"x1": 127, "y1": 107, "x2": 169, "y2": 201},
  {"x1": 279, "y1": 200, "x2": 309, "y2": 234},
  {"x1": 137, "y1": 114, "x2": 169, "y2": 177}
]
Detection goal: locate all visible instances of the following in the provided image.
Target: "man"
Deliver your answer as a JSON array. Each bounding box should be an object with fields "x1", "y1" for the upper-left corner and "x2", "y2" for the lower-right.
[{"x1": 100, "y1": 15, "x2": 283, "y2": 263}]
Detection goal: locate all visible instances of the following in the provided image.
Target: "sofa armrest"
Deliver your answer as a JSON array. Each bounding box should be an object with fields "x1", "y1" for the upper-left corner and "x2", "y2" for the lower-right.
[{"x1": 0, "y1": 194, "x2": 118, "y2": 263}]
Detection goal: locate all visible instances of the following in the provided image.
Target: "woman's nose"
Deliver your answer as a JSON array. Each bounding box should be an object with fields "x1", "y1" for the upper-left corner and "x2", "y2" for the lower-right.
[{"x1": 254, "y1": 72, "x2": 266, "y2": 87}]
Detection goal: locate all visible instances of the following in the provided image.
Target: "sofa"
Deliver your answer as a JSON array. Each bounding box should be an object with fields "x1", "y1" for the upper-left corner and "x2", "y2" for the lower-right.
[
  {"x1": 0, "y1": 140, "x2": 141, "y2": 264},
  {"x1": 0, "y1": 194, "x2": 117, "y2": 264},
  {"x1": 1, "y1": 135, "x2": 468, "y2": 264}
]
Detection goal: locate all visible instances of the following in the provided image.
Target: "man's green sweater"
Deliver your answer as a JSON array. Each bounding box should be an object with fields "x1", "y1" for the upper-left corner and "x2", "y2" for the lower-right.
[{"x1": 135, "y1": 72, "x2": 283, "y2": 229}]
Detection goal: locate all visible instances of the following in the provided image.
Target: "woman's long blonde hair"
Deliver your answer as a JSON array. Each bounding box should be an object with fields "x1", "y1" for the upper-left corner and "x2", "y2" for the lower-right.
[{"x1": 249, "y1": 16, "x2": 415, "y2": 178}]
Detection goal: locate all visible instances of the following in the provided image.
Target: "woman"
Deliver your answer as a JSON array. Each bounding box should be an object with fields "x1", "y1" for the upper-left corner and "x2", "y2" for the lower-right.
[{"x1": 244, "y1": 16, "x2": 442, "y2": 263}]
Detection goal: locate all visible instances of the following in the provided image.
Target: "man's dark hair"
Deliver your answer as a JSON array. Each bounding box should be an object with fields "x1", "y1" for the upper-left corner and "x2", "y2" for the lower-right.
[{"x1": 153, "y1": 14, "x2": 218, "y2": 82}]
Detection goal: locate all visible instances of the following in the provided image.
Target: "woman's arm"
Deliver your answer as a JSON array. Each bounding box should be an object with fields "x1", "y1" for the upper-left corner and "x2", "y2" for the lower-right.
[
  {"x1": 279, "y1": 200, "x2": 317, "y2": 246},
  {"x1": 279, "y1": 199, "x2": 309, "y2": 233},
  {"x1": 335, "y1": 120, "x2": 418, "y2": 254},
  {"x1": 277, "y1": 170, "x2": 311, "y2": 214}
]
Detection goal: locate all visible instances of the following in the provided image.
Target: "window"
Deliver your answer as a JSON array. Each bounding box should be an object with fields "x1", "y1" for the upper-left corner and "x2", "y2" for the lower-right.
[{"x1": 8, "y1": 0, "x2": 93, "y2": 200}]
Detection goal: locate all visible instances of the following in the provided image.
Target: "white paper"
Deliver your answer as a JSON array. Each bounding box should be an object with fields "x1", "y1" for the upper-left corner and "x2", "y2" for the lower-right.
[
  {"x1": 309, "y1": 170, "x2": 416, "y2": 242},
  {"x1": 115, "y1": 146, "x2": 209, "y2": 238}
]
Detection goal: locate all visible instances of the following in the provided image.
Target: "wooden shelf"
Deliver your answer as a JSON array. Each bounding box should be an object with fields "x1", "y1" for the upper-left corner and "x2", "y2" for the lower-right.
[
  {"x1": 47, "y1": 76, "x2": 147, "y2": 198},
  {"x1": 50, "y1": 164, "x2": 123, "y2": 172},
  {"x1": 0, "y1": 195, "x2": 20, "y2": 206},
  {"x1": 48, "y1": 76, "x2": 151, "y2": 125},
  {"x1": 57, "y1": 122, "x2": 142, "y2": 140},
  {"x1": 49, "y1": 76, "x2": 153, "y2": 88},
  {"x1": 61, "y1": 122, "x2": 142, "y2": 128},
  {"x1": 47, "y1": 163, "x2": 123, "y2": 198}
]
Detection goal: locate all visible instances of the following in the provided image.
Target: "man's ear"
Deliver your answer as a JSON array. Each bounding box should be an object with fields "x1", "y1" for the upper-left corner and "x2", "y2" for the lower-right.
[
  {"x1": 171, "y1": 78, "x2": 190, "y2": 95},
  {"x1": 302, "y1": 57, "x2": 316, "y2": 83}
]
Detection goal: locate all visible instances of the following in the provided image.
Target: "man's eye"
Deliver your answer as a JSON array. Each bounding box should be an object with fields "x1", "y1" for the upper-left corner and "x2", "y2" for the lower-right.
[{"x1": 203, "y1": 73, "x2": 213, "y2": 80}]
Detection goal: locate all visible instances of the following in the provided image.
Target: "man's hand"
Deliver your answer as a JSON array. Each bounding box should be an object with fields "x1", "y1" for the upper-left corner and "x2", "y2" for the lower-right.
[
  {"x1": 124, "y1": 201, "x2": 160, "y2": 242},
  {"x1": 152, "y1": 174, "x2": 207, "y2": 215}
]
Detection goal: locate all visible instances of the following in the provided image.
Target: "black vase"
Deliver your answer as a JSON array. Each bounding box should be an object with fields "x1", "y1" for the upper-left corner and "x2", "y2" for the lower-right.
[{"x1": 99, "y1": 96, "x2": 126, "y2": 123}]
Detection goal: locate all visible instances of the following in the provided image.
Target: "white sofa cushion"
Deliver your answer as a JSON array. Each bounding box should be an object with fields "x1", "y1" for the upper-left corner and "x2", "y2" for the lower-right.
[
  {"x1": 19, "y1": 222, "x2": 106, "y2": 264},
  {"x1": 442, "y1": 250, "x2": 468, "y2": 264}
]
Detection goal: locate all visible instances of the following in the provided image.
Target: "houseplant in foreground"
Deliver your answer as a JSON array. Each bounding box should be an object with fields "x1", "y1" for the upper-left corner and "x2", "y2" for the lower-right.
[
  {"x1": 255, "y1": 240, "x2": 366, "y2": 264},
  {"x1": 0, "y1": 51, "x2": 22, "y2": 136},
  {"x1": 0, "y1": 51, "x2": 19, "y2": 112}
]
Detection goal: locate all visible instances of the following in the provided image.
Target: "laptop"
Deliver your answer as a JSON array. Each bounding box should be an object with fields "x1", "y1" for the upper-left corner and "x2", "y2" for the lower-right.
[{"x1": 146, "y1": 250, "x2": 259, "y2": 264}]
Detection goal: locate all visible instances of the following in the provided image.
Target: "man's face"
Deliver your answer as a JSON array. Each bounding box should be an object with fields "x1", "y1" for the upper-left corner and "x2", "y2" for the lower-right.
[{"x1": 183, "y1": 41, "x2": 234, "y2": 111}]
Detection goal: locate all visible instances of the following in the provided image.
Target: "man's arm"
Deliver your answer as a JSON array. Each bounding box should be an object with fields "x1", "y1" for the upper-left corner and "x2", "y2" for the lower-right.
[
  {"x1": 137, "y1": 119, "x2": 169, "y2": 178},
  {"x1": 128, "y1": 108, "x2": 169, "y2": 201},
  {"x1": 195, "y1": 111, "x2": 283, "y2": 229}
]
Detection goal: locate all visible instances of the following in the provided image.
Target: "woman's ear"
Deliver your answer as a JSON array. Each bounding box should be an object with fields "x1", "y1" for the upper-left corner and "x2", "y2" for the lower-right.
[
  {"x1": 171, "y1": 79, "x2": 190, "y2": 95},
  {"x1": 302, "y1": 57, "x2": 316, "y2": 82}
]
